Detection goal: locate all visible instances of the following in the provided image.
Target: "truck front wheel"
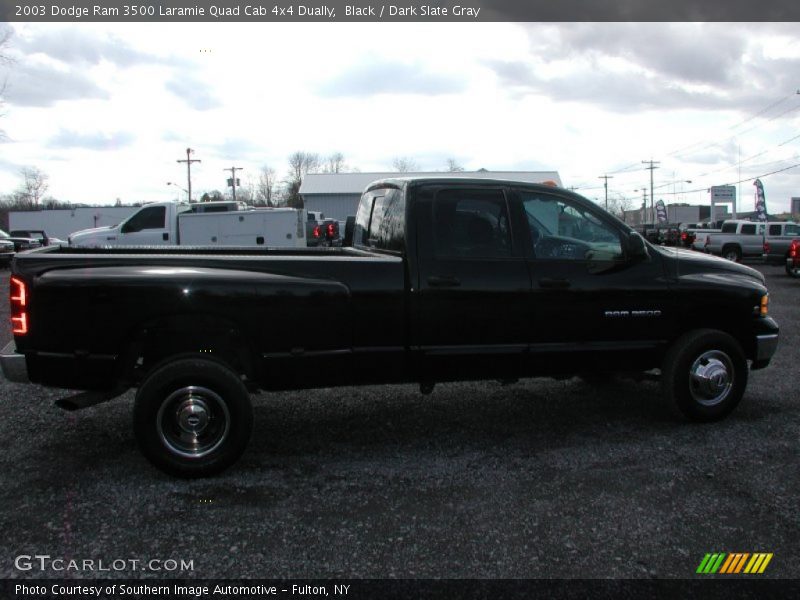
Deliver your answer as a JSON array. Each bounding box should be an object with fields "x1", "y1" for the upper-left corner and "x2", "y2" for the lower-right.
[
  {"x1": 662, "y1": 329, "x2": 747, "y2": 422},
  {"x1": 133, "y1": 358, "x2": 253, "y2": 477}
]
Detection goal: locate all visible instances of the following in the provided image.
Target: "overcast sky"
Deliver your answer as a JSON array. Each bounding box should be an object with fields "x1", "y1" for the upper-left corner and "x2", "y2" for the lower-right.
[{"x1": 1, "y1": 22, "x2": 799, "y2": 213}]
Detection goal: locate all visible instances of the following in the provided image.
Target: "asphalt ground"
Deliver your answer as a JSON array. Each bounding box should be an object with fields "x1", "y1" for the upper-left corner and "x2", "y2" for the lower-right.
[{"x1": 0, "y1": 263, "x2": 797, "y2": 580}]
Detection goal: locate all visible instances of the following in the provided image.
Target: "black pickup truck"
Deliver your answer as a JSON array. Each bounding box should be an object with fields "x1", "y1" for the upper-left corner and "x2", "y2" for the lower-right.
[{"x1": 1, "y1": 177, "x2": 780, "y2": 477}]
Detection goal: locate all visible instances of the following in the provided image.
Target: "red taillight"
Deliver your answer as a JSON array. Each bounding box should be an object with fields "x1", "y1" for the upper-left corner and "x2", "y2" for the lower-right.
[
  {"x1": 10, "y1": 276, "x2": 28, "y2": 335},
  {"x1": 11, "y1": 313, "x2": 28, "y2": 335},
  {"x1": 313, "y1": 225, "x2": 321, "y2": 238},
  {"x1": 790, "y1": 240, "x2": 799, "y2": 258},
  {"x1": 763, "y1": 241, "x2": 770, "y2": 254},
  {"x1": 326, "y1": 223, "x2": 336, "y2": 239},
  {"x1": 681, "y1": 232, "x2": 687, "y2": 240},
  {"x1": 10, "y1": 277, "x2": 26, "y2": 306}
]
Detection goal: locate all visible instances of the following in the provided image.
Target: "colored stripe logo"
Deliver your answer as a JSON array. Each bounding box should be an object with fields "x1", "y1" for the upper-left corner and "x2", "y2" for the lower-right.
[{"x1": 696, "y1": 553, "x2": 773, "y2": 574}]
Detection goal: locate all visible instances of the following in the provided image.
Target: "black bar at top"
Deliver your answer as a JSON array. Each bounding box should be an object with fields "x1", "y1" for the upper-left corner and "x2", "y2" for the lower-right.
[{"x1": 2, "y1": 0, "x2": 800, "y2": 22}]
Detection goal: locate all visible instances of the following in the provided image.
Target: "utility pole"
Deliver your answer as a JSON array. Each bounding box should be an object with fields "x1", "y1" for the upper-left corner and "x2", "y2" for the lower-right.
[
  {"x1": 224, "y1": 166, "x2": 244, "y2": 201},
  {"x1": 642, "y1": 159, "x2": 660, "y2": 223},
  {"x1": 177, "y1": 148, "x2": 201, "y2": 203},
  {"x1": 598, "y1": 174, "x2": 613, "y2": 211}
]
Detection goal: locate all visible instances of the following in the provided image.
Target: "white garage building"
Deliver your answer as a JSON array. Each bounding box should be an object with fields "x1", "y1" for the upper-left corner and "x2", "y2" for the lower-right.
[{"x1": 299, "y1": 171, "x2": 563, "y2": 223}]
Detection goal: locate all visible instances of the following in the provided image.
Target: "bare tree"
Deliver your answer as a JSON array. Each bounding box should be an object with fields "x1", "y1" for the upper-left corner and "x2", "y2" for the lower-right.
[
  {"x1": 255, "y1": 165, "x2": 278, "y2": 206},
  {"x1": 323, "y1": 152, "x2": 348, "y2": 174},
  {"x1": 287, "y1": 151, "x2": 321, "y2": 182},
  {"x1": 392, "y1": 156, "x2": 419, "y2": 173},
  {"x1": 15, "y1": 167, "x2": 49, "y2": 208},
  {"x1": 606, "y1": 194, "x2": 634, "y2": 220},
  {"x1": 445, "y1": 158, "x2": 464, "y2": 172},
  {"x1": 285, "y1": 151, "x2": 321, "y2": 208},
  {"x1": 0, "y1": 26, "x2": 14, "y2": 140}
]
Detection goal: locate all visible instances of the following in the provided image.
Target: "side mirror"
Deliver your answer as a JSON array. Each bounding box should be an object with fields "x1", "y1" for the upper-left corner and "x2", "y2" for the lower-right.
[{"x1": 627, "y1": 231, "x2": 648, "y2": 260}]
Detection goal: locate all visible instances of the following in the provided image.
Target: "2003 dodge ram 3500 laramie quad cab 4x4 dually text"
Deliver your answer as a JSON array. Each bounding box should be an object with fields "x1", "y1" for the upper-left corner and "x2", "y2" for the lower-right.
[{"x1": 1, "y1": 178, "x2": 780, "y2": 477}]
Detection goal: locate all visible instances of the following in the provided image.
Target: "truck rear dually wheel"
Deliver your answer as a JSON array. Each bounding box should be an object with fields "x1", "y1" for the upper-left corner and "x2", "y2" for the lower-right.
[
  {"x1": 721, "y1": 245, "x2": 742, "y2": 262},
  {"x1": 133, "y1": 358, "x2": 252, "y2": 477},
  {"x1": 662, "y1": 329, "x2": 747, "y2": 422}
]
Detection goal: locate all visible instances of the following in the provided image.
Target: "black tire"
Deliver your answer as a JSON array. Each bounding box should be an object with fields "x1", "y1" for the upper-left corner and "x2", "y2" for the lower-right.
[
  {"x1": 133, "y1": 358, "x2": 253, "y2": 477},
  {"x1": 662, "y1": 329, "x2": 747, "y2": 422},
  {"x1": 721, "y1": 245, "x2": 742, "y2": 262},
  {"x1": 786, "y1": 260, "x2": 800, "y2": 278}
]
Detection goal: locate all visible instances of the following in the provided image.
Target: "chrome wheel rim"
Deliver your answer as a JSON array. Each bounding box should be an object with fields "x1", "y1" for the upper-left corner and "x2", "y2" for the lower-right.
[
  {"x1": 723, "y1": 251, "x2": 738, "y2": 261},
  {"x1": 689, "y1": 350, "x2": 734, "y2": 407},
  {"x1": 156, "y1": 386, "x2": 230, "y2": 458}
]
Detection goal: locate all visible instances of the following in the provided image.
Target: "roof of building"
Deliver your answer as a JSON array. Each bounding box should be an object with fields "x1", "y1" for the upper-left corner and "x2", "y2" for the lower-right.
[{"x1": 300, "y1": 171, "x2": 562, "y2": 195}]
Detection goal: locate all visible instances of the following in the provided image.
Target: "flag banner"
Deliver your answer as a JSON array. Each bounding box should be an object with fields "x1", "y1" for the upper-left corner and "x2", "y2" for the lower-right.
[
  {"x1": 754, "y1": 179, "x2": 768, "y2": 222},
  {"x1": 655, "y1": 199, "x2": 668, "y2": 223}
]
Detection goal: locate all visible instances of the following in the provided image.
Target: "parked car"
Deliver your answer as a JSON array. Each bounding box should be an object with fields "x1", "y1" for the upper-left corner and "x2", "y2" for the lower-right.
[
  {"x1": 0, "y1": 229, "x2": 42, "y2": 253},
  {"x1": 0, "y1": 238, "x2": 15, "y2": 267},
  {"x1": 1, "y1": 177, "x2": 779, "y2": 477},
  {"x1": 787, "y1": 239, "x2": 800, "y2": 278},
  {"x1": 705, "y1": 220, "x2": 766, "y2": 261},
  {"x1": 762, "y1": 222, "x2": 800, "y2": 267}
]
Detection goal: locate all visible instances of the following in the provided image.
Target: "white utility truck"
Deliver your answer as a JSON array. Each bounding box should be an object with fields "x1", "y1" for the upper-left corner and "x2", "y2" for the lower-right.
[{"x1": 68, "y1": 201, "x2": 306, "y2": 248}]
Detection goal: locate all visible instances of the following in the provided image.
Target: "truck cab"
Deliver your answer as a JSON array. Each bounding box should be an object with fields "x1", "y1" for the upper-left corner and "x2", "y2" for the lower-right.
[{"x1": 69, "y1": 202, "x2": 189, "y2": 247}]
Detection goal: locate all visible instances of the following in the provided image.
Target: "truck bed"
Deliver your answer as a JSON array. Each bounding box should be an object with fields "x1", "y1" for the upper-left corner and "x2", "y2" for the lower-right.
[{"x1": 12, "y1": 244, "x2": 407, "y2": 391}]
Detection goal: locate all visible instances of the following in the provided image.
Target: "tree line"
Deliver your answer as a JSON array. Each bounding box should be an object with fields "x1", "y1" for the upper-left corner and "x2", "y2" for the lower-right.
[{"x1": 0, "y1": 153, "x2": 465, "y2": 212}]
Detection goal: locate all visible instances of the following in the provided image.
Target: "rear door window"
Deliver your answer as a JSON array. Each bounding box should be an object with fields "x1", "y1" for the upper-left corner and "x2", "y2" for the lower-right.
[{"x1": 433, "y1": 189, "x2": 511, "y2": 259}]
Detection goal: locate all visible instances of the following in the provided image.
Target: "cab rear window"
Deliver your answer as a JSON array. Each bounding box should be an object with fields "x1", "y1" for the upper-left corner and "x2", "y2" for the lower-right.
[{"x1": 353, "y1": 187, "x2": 405, "y2": 253}]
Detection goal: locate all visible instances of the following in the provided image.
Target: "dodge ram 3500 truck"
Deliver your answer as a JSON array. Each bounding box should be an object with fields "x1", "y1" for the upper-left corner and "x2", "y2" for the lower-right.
[{"x1": 1, "y1": 177, "x2": 780, "y2": 477}]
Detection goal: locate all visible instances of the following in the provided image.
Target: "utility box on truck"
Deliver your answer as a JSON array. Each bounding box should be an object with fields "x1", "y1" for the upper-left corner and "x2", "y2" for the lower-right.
[
  {"x1": 68, "y1": 201, "x2": 306, "y2": 248},
  {"x1": 179, "y1": 208, "x2": 305, "y2": 247}
]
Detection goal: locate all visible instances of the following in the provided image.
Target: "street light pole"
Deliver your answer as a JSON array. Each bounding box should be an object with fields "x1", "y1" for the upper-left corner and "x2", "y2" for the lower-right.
[{"x1": 167, "y1": 181, "x2": 189, "y2": 201}]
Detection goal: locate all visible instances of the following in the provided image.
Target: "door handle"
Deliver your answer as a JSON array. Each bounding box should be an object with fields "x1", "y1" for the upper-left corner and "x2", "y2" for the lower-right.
[
  {"x1": 538, "y1": 278, "x2": 571, "y2": 289},
  {"x1": 427, "y1": 275, "x2": 461, "y2": 288},
  {"x1": 163, "y1": 232, "x2": 170, "y2": 241},
  {"x1": 106, "y1": 236, "x2": 116, "y2": 241}
]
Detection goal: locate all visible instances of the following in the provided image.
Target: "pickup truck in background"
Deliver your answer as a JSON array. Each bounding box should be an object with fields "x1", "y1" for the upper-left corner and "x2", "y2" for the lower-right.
[
  {"x1": 1, "y1": 177, "x2": 779, "y2": 477},
  {"x1": 762, "y1": 221, "x2": 800, "y2": 270},
  {"x1": 9, "y1": 229, "x2": 64, "y2": 247},
  {"x1": 705, "y1": 220, "x2": 767, "y2": 261},
  {"x1": 306, "y1": 211, "x2": 342, "y2": 247},
  {"x1": 68, "y1": 201, "x2": 306, "y2": 248},
  {"x1": 786, "y1": 239, "x2": 800, "y2": 278},
  {"x1": 682, "y1": 222, "x2": 723, "y2": 252}
]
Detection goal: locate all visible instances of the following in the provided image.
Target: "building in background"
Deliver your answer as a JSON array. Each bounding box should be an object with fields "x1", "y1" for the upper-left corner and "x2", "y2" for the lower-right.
[
  {"x1": 300, "y1": 171, "x2": 563, "y2": 223},
  {"x1": 9, "y1": 207, "x2": 139, "y2": 239},
  {"x1": 791, "y1": 197, "x2": 800, "y2": 216},
  {"x1": 623, "y1": 204, "x2": 731, "y2": 226}
]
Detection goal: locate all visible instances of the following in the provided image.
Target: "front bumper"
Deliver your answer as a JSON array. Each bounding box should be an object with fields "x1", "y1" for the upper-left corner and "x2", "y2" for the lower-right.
[
  {"x1": 751, "y1": 317, "x2": 779, "y2": 370},
  {"x1": 0, "y1": 341, "x2": 29, "y2": 383}
]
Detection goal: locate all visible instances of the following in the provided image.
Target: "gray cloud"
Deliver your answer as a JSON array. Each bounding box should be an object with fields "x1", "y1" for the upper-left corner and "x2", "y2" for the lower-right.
[
  {"x1": 317, "y1": 61, "x2": 466, "y2": 97},
  {"x1": 50, "y1": 130, "x2": 135, "y2": 150},
  {"x1": 165, "y1": 74, "x2": 221, "y2": 110},
  {"x1": 211, "y1": 137, "x2": 263, "y2": 160},
  {"x1": 487, "y1": 23, "x2": 800, "y2": 115},
  {"x1": 3, "y1": 62, "x2": 109, "y2": 107},
  {"x1": 16, "y1": 28, "x2": 160, "y2": 68}
]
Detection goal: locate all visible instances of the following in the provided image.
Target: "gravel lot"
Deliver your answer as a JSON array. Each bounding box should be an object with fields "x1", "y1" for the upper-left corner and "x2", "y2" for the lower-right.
[{"x1": 0, "y1": 263, "x2": 797, "y2": 580}]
